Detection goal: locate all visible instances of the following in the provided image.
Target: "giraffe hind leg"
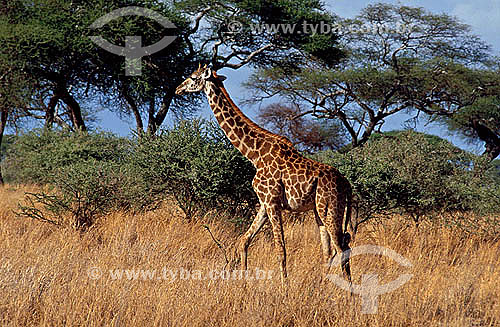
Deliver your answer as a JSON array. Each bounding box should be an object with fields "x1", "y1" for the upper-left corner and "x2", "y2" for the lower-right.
[
  {"x1": 313, "y1": 207, "x2": 332, "y2": 265},
  {"x1": 326, "y1": 199, "x2": 351, "y2": 282},
  {"x1": 316, "y1": 183, "x2": 351, "y2": 282}
]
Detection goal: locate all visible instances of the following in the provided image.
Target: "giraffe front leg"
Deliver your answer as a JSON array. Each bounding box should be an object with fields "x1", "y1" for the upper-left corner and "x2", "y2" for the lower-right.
[
  {"x1": 265, "y1": 204, "x2": 287, "y2": 286},
  {"x1": 238, "y1": 204, "x2": 267, "y2": 271}
]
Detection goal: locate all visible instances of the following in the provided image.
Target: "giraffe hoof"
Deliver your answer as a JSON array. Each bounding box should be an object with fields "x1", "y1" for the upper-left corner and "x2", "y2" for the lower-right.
[{"x1": 342, "y1": 232, "x2": 351, "y2": 247}]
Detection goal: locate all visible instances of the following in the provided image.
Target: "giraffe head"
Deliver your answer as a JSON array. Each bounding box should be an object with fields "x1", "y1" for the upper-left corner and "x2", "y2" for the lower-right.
[{"x1": 175, "y1": 64, "x2": 226, "y2": 95}]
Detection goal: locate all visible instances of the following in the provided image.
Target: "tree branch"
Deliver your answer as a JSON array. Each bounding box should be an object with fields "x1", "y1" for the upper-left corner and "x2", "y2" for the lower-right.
[
  {"x1": 122, "y1": 88, "x2": 144, "y2": 135},
  {"x1": 216, "y1": 44, "x2": 274, "y2": 70},
  {"x1": 187, "y1": 6, "x2": 212, "y2": 35}
]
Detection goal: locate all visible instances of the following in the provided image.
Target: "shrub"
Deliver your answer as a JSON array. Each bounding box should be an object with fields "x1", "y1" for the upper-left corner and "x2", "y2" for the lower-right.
[
  {"x1": 131, "y1": 119, "x2": 257, "y2": 221},
  {"x1": 3, "y1": 129, "x2": 130, "y2": 184},
  {"x1": 17, "y1": 160, "x2": 139, "y2": 229},
  {"x1": 313, "y1": 130, "x2": 500, "y2": 232},
  {"x1": 7, "y1": 123, "x2": 258, "y2": 229},
  {"x1": 7, "y1": 129, "x2": 150, "y2": 229}
]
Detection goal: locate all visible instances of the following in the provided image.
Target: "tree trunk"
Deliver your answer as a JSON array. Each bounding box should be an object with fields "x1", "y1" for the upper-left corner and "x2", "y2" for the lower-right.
[
  {"x1": 471, "y1": 118, "x2": 500, "y2": 161},
  {"x1": 146, "y1": 90, "x2": 174, "y2": 135},
  {"x1": 123, "y1": 90, "x2": 144, "y2": 136},
  {"x1": 0, "y1": 108, "x2": 8, "y2": 185},
  {"x1": 51, "y1": 81, "x2": 87, "y2": 132},
  {"x1": 59, "y1": 88, "x2": 86, "y2": 132},
  {"x1": 45, "y1": 95, "x2": 59, "y2": 129}
]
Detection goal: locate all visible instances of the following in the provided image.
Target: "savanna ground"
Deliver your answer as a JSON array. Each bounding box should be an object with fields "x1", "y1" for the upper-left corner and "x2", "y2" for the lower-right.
[{"x1": 0, "y1": 185, "x2": 498, "y2": 326}]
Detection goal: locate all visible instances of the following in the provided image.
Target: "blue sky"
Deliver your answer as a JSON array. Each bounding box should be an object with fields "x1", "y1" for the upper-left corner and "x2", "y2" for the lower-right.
[{"x1": 99, "y1": 0, "x2": 500, "y2": 153}]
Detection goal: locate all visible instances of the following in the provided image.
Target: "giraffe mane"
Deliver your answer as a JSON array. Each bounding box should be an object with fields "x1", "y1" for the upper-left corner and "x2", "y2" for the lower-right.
[{"x1": 211, "y1": 71, "x2": 293, "y2": 147}]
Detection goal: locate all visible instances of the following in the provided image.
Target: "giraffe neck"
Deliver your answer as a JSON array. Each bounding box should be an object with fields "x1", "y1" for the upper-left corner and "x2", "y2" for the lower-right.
[{"x1": 204, "y1": 81, "x2": 270, "y2": 164}]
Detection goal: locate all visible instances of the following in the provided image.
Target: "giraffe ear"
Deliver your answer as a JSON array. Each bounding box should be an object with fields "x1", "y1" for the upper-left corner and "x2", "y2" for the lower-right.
[
  {"x1": 217, "y1": 75, "x2": 227, "y2": 82},
  {"x1": 201, "y1": 67, "x2": 212, "y2": 79}
]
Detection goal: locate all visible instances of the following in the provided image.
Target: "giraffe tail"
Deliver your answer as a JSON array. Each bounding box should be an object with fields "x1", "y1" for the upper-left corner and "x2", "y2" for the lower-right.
[{"x1": 343, "y1": 188, "x2": 354, "y2": 246}]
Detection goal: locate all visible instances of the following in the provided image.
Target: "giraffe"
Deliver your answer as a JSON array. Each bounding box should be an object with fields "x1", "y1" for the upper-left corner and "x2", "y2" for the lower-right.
[{"x1": 175, "y1": 64, "x2": 353, "y2": 285}]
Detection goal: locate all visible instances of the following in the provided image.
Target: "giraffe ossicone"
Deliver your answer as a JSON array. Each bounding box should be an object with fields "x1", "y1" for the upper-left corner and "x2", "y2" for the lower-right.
[{"x1": 175, "y1": 65, "x2": 353, "y2": 285}]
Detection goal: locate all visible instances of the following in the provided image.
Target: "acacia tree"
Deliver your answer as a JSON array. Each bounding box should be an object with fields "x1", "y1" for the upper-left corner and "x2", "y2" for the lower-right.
[
  {"x1": 245, "y1": 3, "x2": 497, "y2": 155},
  {"x1": 1, "y1": 0, "x2": 99, "y2": 131},
  {"x1": 1, "y1": 0, "x2": 345, "y2": 135},
  {"x1": 0, "y1": 0, "x2": 200, "y2": 133},
  {"x1": 111, "y1": 0, "x2": 346, "y2": 134}
]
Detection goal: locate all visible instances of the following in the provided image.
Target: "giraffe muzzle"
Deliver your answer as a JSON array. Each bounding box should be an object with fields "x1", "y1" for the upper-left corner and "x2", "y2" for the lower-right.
[{"x1": 175, "y1": 85, "x2": 184, "y2": 95}]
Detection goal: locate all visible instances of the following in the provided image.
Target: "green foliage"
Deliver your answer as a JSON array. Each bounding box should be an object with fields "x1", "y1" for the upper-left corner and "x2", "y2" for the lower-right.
[
  {"x1": 0, "y1": 134, "x2": 14, "y2": 161},
  {"x1": 178, "y1": 0, "x2": 344, "y2": 68},
  {"x1": 1, "y1": 0, "x2": 346, "y2": 134},
  {"x1": 7, "y1": 129, "x2": 146, "y2": 228},
  {"x1": 443, "y1": 95, "x2": 500, "y2": 160},
  {"x1": 491, "y1": 159, "x2": 500, "y2": 183},
  {"x1": 3, "y1": 129, "x2": 130, "y2": 184},
  {"x1": 0, "y1": 0, "x2": 201, "y2": 132},
  {"x1": 229, "y1": 0, "x2": 344, "y2": 66},
  {"x1": 313, "y1": 131, "x2": 500, "y2": 227},
  {"x1": 8, "y1": 125, "x2": 498, "y2": 235},
  {"x1": 8, "y1": 122, "x2": 257, "y2": 228},
  {"x1": 131, "y1": 119, "x2": 257, "y2": 221},
  {"x1": 245, "y1": 3, "x2": 497, "y2": 153},
  {"x1": 448, "y1": 97, "x2": 500, "y2": 134}
]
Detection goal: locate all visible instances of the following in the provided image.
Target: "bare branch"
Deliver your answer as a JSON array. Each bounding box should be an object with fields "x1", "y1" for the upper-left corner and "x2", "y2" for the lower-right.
[
  {"x1": 202, "y1": 225, "x2": 229, "y2": 269},
  {"x1": 317, "y1": 90, "x2": 346, "y2": 107},
  {"x1": 187, "y1": 6, "x2": 212, "y2": 35},
  {"x1": 211, "y1": 40, "x2": 223, "y2": 67},
  {"x1": 217, "y1": 44, "x2": 273, "y2": 70}
]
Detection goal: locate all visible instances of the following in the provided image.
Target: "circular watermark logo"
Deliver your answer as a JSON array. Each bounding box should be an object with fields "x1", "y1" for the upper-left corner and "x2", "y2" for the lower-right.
[
  {"x1": 87, "y1": 266, "x2": 103, "y2": 280},
  {"x1": 89, "y1": 6, "x2": 178, "y2": 76},
  {"x1": 226, "y1": 20, "x2": 243, "y2": 33},
  {"x1": 326, "y1": 245, "x2": 413, "y2": 314}
]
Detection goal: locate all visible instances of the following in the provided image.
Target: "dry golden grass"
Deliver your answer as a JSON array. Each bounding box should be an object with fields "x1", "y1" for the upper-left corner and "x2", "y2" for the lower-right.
[{"x1": 0, "y1": 185, "x2": 499, "y2": 326}]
